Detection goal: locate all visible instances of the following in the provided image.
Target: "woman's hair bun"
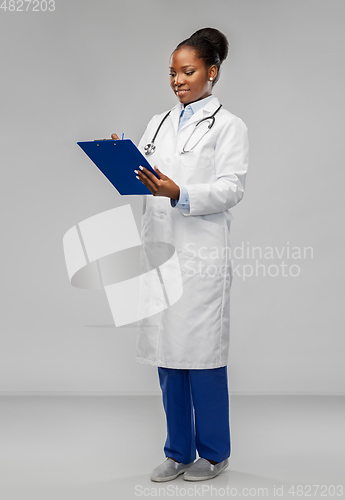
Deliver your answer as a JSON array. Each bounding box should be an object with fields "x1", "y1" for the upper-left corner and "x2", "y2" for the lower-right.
[{"x1": 190, "y1": 27, "x2": 229, "y2": 64}]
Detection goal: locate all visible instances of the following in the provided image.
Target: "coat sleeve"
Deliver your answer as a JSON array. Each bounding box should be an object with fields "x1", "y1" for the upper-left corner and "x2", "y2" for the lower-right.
[
  {"x1": 182, "y1": 116, "x2": 249, "y2": 217},
  {"x1": 170, "y1": 185, "x2": 191, "y2": 214}
]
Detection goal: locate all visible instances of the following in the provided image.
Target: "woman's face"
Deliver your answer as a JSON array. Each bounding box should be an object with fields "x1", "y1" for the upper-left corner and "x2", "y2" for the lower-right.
[{"x1": 169, "y1": 46, "x2": 216, "y2": 106}]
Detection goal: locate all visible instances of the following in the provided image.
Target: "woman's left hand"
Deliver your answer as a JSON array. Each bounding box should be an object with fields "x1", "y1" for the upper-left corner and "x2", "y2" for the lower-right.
[{"x1": 135, "y1": 165, "x2": 180, "y2": 200}]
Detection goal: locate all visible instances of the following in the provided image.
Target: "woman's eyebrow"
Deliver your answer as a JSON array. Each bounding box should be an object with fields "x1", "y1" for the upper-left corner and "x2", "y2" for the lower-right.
[{"x1": 169, "y1": 65, "x2": 196, "y2": 70}]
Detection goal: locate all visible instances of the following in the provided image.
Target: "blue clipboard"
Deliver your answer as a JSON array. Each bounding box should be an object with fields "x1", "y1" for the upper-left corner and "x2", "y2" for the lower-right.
[{"x1": 77, "y1": 139, "x2": 159, "y2": 195}]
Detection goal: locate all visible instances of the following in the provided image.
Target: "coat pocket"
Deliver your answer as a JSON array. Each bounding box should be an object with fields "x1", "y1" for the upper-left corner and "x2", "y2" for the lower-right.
[
  {"x1": 178, "y1": 150, "x2": 212, "y2": 170},
  {"x1": 179, "y1": 216, "x2": 228, "y2": 277}
]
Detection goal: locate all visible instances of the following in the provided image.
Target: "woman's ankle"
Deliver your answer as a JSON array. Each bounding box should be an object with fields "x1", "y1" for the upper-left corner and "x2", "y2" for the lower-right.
[{"x1": 205, "y1": 458, "x2": 218, "y2": 465}]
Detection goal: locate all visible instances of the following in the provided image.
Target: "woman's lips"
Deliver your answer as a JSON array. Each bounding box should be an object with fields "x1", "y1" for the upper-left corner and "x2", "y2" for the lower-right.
[{"x1": 176, "y1": 89, "x2": 189, "y2": 96}]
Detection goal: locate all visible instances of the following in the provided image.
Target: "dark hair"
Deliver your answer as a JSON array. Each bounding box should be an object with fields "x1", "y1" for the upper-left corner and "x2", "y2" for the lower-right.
[{"x1": 174, "y1": 27, "x2": 229, "y2": 86}]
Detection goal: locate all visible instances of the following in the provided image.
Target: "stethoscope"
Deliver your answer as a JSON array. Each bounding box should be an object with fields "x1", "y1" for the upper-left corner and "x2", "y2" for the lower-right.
[{"x1": 144, "y1": 103, "x2": 222, "y2": 156}]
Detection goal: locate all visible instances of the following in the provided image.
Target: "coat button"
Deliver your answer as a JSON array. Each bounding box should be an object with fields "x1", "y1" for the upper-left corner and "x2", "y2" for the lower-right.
[{"x1": 159, "y1": 213, "x2": 165, "y2": 219}]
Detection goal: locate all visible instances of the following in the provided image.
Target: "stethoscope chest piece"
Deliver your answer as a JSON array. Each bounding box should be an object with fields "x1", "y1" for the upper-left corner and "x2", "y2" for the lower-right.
[{"x1": 144, "y1": 143, "x2": 156, "y2": 156}]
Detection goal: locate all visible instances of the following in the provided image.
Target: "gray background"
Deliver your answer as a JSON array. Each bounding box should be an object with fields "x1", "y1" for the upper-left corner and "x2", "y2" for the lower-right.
[{"x1": 1, "y1": 0, "x2": 344, "y2": 395}]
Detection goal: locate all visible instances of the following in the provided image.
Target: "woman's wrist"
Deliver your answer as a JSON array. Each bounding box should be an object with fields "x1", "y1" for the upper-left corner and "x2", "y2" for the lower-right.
[{"x1": 172, "y1": 186, "x2": 180, "y2": 201}]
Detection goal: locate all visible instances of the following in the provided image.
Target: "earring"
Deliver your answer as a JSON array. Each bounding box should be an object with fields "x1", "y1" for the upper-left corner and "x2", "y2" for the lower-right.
[{"x1": 209, "y1": 77, "x2": 213, "y2": 81}]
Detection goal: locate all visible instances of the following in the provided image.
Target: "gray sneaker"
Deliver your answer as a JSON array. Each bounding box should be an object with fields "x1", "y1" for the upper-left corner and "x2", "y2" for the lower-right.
[
  {"x1": 150, "y1": 457, "x2": 195, "y2": 482},
  {"x1": 183, "y1": 457, "x2": 229, "y2": 481}
]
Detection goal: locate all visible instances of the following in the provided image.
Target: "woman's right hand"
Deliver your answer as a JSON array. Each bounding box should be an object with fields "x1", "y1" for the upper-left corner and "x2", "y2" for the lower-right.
[{"x1": 111, "y1": 133, "x2": 120, "y2": 140}]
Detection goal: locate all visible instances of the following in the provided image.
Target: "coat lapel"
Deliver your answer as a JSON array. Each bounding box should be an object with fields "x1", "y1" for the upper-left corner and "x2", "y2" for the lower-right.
[
  {"x1": 168, "y1": 102, "x2": 183, "y2": 136},
  {"x1": 168, "y1": 96, "x2": 221, "y2": 135}
]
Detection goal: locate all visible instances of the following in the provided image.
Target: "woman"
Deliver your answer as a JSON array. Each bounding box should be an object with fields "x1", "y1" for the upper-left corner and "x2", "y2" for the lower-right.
[{"x1": 112, "y1": 27, "x2": 249, "y2": 482}]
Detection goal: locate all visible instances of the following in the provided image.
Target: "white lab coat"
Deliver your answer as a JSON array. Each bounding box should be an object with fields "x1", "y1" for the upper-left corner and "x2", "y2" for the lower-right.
[{"x1": 135, "y1": 96, "x2": 249, "y2": 369}]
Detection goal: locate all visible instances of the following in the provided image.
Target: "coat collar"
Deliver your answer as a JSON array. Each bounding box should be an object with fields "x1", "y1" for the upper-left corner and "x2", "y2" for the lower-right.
[{"x1": 169, "y1": 96, "x2": 221, "y2": 135}]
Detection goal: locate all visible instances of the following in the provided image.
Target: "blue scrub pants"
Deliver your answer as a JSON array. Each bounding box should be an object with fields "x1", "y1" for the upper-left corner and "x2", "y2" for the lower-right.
[{"x1": 157, "y1": 366, "x2": 231, "y2": 464}]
